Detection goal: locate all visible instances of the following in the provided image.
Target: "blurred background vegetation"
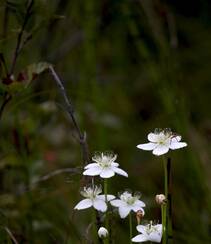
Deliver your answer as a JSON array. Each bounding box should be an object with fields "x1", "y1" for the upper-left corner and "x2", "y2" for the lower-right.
[{"x1": 0, "y1": 0, "x2": 211, "y2": 243}]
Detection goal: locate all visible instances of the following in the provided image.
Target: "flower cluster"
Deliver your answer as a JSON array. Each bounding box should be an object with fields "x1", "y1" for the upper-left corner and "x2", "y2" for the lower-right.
[{"x1": 74, "y1": 128, "x2": 187, "y2": 243}]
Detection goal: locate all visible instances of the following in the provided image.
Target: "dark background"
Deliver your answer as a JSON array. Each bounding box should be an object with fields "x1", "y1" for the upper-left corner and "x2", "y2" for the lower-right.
[{"x1": 0, "y1": 0, "x2": 211, "y2": 243}]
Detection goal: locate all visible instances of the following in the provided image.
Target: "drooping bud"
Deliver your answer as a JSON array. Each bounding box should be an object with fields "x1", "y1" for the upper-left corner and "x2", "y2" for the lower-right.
[
  {"x1": 155, "y1": 194, "x2": 167, "y2": 205},
  {"x1": 136, "y1": 209, "x2": 145, "y2": 225},
  {"x1": 98, "y1": 227, "x2": 108, "y2": 238}
]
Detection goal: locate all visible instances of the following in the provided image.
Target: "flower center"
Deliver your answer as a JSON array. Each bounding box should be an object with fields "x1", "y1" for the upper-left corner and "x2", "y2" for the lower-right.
[
  {"x1": 157, "y1": 134, "x2": 171, "y2": 145},
  {"x1": 145, "y1": 223, "x2": 159, "y2": 235},
  {"x1": 99, "y1": 156, "x2": 112, "y2": 168},
  {"x1": 81, "y1": 186, "x2": 102, "y2": 199},
  {"x1": 120, "y1": 192, "x2": 139, "y2": 205}
]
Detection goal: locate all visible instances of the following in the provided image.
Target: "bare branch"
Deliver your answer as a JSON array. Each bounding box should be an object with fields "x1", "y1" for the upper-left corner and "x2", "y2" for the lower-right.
[
  {"x1": 4, "y1": 226, "x2": 19, "y2": 244},
  {"x1": 31, "y1": 167, "x2": 81, "y2": 186},
  {"x1": 10, "y1": 0, "x2": 34, "y2": 75},
  {"x1": 49, "y1": 66, "x2": 90, "y2": 165}
]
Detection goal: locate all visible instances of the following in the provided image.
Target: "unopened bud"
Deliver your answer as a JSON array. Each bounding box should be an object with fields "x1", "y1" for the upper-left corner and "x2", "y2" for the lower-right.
[
  {"x1": 98, "y1": 227, "x2": 108, "y2": 238},
  {"x1": 155, "y1": 194, "x2": 167, "y2": 205},
  {"x1": 136, "y1": 209, "x2": 145, "y2": 225}
]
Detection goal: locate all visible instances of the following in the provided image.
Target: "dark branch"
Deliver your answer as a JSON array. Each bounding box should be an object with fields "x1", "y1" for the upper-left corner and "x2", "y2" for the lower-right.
[
  {"x1": 31, "y1": 167, "x2": 81, "y2": 186},
  {"x1": 0, "y1": 94, "x2": 12, "y2": 120},
  {"x1": 10, "y1": 0, "x2": 34, "y2": 75},
  {"x1": 49, "y1": 66, "x2": 90, "y2": 166}
]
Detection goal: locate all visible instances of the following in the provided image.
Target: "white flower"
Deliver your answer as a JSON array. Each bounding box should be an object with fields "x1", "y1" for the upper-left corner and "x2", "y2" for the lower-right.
[
  {"x1": 83, "y1": 152, "x2": 128, "y2": 178},
  {"x1": 110, "y1": 191, "x2": 145, "y2": 218},
  {"x1": 137, "y1": 128, "x2": 187, "y2": 156},
  {"x1": 132, "y1": 222, "x2": 162, "y2": 243},
  {"x1": 98, "y1": 227, "x2": 108, "y2": 238},
  {"x1": 74, "y1": 185, "x2": 115, "y2": 212}
]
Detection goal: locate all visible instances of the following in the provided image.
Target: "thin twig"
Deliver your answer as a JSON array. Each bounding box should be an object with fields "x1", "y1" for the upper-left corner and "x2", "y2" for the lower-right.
[
  {"x1": 10, "y1": 0, "x2": 34, "y2": 75},
  {"x1": 49, "y1": 66, "x2": 90, "y2": 165},
  {"x1": 0, "y1": 53, "x2": 9, "y2": 76},
  {"x1": 31, "y1": 167, "x2": 81, "y2": 186},
  {"x1": 0, "y1": 0, "x2": 34, "y2": 121},
  {"x1": 0, "y1": 94, "x2": 12, "y2": 119},
  {"x1": 4, "y1": 226, "x2": 19, "y2": 244},
  {"x1": 17, "y1": 167, "x2": 80, "y2": 195}
]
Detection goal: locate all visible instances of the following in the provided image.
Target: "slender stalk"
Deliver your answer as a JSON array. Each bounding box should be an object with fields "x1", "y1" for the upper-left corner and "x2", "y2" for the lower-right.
[
  {"x1": 162, "y1": 156, "x2": 168, "y2": 244},
  {"x1": 92, "y1": 209, "x2": 97, "y2": 243},
  {"x1": 129, "y1": 212, "x2": 133, "y2": 244},
  {"x1": 161, "y1": 204, "x2": 166, "y2": 244},
  {"x1": 167, "y1": 158, "x2": 172, "y2": 243},
  {"x1": 104, "y1": 179, "x2": 109, "y2": 244},
  {"x1": 162, "y1": 156, "x2": 168, "y2": 196}
]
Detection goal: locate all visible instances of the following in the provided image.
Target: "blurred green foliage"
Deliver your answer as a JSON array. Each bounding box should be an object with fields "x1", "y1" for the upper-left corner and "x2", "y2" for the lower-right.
[{"x1": 0, "y1": 0, "x2": 211, "y2": 243}]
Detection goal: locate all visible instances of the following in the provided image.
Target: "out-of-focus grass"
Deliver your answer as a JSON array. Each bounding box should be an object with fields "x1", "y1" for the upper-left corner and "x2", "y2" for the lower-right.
[{"x1": 0, "y1": 0, "x2": 211, "y2": 243}]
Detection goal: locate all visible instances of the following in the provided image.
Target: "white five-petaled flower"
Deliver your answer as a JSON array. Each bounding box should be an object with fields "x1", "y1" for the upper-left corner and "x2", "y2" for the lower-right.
[
  {"x1": 74, "y1": 185, "x2": 115, "y2": 212},
  {"x1": 98, "y1": 227, "x2": 109, "y2": 238},
  {"x1": 83, "y1": 152, "x2": 128, "y2": 178},
  {"x1": 137, "y1": 128, "x2": 187, "y2": 156},
  {"x1": 110, "y1": 191, "x2": 145, "y2": 218},
  {"x1": 132, "y1": 222, "x2": 162, "y2": 243}
]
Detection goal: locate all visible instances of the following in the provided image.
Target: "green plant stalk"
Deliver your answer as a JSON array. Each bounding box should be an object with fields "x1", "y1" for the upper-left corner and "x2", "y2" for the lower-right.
[
  {"x1": 129, "y1": 212, "x2": 133, "y2": 244},
  {"x1": 161, "y1": 204, "x2": 166, "y2": 244},
  {"x1": 104, "y1": 179, "x2": 109, "y2": 244},
  {"x1": 92, "y1": 209, "x2": 97, "y2": 242},
  {"x1": 162, "y1": 156, "x2": 168, "y2": 244}
]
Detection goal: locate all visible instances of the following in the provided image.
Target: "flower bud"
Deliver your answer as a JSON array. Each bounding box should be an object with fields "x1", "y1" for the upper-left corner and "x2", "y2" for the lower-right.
[
  {"x1": 136, "y1": 209, "x2": 145, "y2": 225},
  {"x1": 155, "y1": 194, "x2": 167, "y2": 205},
  {"x1": 98, "y1": 227, "x2": 108, "y2": 238}
]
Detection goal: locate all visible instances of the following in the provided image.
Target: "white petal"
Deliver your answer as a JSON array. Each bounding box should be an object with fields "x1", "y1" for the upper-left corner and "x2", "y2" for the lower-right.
[
  {"x1": 98, "y1": 195, "x2": 115, "y2": 201},
  {"x1": 152, "y1": 145, "x2": 169, "y2": 156},
  {"x1": 169, "y1": 142, "x2": 187, "y2": 150},
  {"x1": 137, "y1": 143, "x2": 157, "y2": 151},
  {"x1": 132, "y1": 234, "x2": 148, "y2": 242},
  {"x1": 112, "y1": 167, "x2": 128, "y2": 177},
  {"x1": 100, "y1": 169, "x2": 115, "y2": 178},
  {"x1": 136, "y1": 225, "x2": 146, "y2": 234},
  {"x1": 111, "y1": 162, "x2": 119, "y2": 167},
  {"x1": 84, "y1": 163, "x2": 99, "y2": 169},
  {"x1": 74, "y1": 199, "x2": 93, "y2": 210},
  {"x1": 132, "y1": 205, "x2": 145, "y2": 213},
  {"x1": 147, "y1": 133, "x2": 159, "y2": 142},
  {"x1": 93, "y1": 199, "x2": 107, "y2": 212},
  {"x1": 110, "y1": 199, "x2": 125, "y2": 207},
  {"x1": 149, "y1": 231, "x2": 162, "y2": 243},
  {"x1": 83, "y1": 166, "x2": 102, "y2": 176},
  {"x1": 156, "y1": 224, "x2": 163, "y2": 234},
  {"x1": 119, "y1": 206, "x2": 131, "y2": 218},
  {"x1": 135, "y1": 200, "x2": 146, "y2": 207},
  {"x1": 172, "y1": 136, "x2": 181, "y2": 142}
]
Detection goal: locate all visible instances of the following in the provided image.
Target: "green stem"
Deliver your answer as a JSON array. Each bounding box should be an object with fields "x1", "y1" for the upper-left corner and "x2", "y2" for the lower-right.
[
  {"x1": 92, "y1": 209, "x2": 97, "y2": 242},
  {"x1": 162, "y1": 156, "x2": 168, "y2": 197},
  {"x1": 129, "y1": 212, "x2": 133, "y2": 244},
  {"x1": 104, "y1": 179, "x2": 108, "y2": 203},
  {"x1": 161, "y1": 204, "x2": 166, "y2": 244},
  {"x1": 162, "y1": 156, "x2": 168, "y2": 244},
  {"x1": 104, "y1": 179, "x2": 109, "y2": 244}
]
